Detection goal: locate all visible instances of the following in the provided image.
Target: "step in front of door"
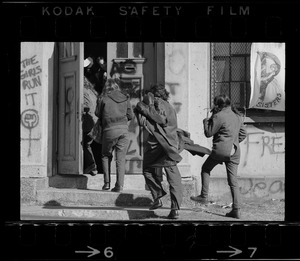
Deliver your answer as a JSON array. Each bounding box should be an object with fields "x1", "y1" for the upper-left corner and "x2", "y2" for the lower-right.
[{"x1": 36, "y1": 188, "x2": 153, "y2": 207}]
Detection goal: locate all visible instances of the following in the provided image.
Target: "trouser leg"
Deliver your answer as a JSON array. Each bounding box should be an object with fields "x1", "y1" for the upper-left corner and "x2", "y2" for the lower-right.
[
  {"x1": 164, "y1": 165, "x2": 182, "y2": 210},
  {"x1": 200, "y1": 156, "x2": 221, "y2": 198},
  {"x1": 101, "y1": 136, "x2": 115, "y2": 184},
  {"x1": 91, "y1": 142, "x2": 103, "y2": 173},
  {"x1": 114, "y1": 133, "x2": 130, "y2": 188},
  {"x1": 143, "y1": 167, "x2": 165, "y2": 201},
  {"x1": 225, "y1": 161, "x2": 240, "y2": 209},
  {"x1": 83, "y1": 134, "x2": 97, "y2": 171},
  {"x1": 101, "y1": 156, "x2": 112, "y2": 183}
]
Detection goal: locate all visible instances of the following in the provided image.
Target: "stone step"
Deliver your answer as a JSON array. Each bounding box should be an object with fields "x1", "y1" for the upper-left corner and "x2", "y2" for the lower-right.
[
  {"x1": 36, "y1": 188, "x2": 154, "y2": 207},
  {"x1": 45, "y1": 175, "x2": 197, "y2": 208},
  {"x1": 49, "y1": 174, "x2": 148, "y2": 191}
]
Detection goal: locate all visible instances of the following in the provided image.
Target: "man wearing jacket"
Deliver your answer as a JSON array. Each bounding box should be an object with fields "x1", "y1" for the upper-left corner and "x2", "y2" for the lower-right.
[
  {"x1": 135, "y1": 84, "x2": 183, "y2": 219},
  {"x1": 95, "y1": 78, "x2": 133, "y2": 192},
  {"x1": 191, "y1": 94, "x2": 247, "y2": 219}
]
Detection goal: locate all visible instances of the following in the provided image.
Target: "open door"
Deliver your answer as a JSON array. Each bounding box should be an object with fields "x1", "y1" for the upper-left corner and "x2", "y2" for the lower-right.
[{"x1": 57, "y1": 42, "x2": 84, "y2": 174}]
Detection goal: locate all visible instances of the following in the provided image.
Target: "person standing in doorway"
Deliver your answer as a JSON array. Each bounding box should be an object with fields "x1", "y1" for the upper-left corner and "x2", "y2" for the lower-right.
[
  {"x1": 83, "y1": 57, "x2": 99, "y2": 175},
  {"x1": 190, "y1": 94, "x2": 247, "y2": 219},
  {"x1": 135, "y1": 84, "x2": 183, "y2": 219},
  {"x1": 95, "y1": 56, "x2": 107, "y2": 95},
  {"x1": 95, "y1": 78, "x2": 133, "y2": 192}
]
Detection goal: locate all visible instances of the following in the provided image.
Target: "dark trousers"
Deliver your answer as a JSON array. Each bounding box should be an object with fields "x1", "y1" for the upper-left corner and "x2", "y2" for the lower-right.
[
  {"x1": 91, "y1": 142, "x2": 103, "y2": 173},
  {"x1": 143, "y1": 165, "x2": 183, "y2": 210},
  {"x1": 201, "y1": 156, "x2": 241, "y2": 209},
  {"x1": 83, "y1": 133, "x2": 97, "y2": 172},
  {"x1": 102, "y1": 131, "x2": 130, "y2": 188}
]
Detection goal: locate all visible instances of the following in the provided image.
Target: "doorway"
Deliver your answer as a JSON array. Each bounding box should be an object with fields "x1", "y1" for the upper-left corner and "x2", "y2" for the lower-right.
[
  {"x1": 56, "y1": 42, "x2": 164, "y2": 176},
  {"x1": 83, "y1": 42, "x2": 107, "y2": 174}
]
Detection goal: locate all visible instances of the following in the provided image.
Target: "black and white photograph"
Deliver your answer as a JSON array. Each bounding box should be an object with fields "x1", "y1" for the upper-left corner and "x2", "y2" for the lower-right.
[
  {"x1": 4, "y1": 1, "x2": 300, "y2": 260},
  {"x1": 20, "y1": 42, "x2": 285, "y2": 221}
]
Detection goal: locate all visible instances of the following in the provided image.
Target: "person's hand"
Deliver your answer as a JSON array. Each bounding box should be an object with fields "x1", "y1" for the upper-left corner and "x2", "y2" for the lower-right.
[{"x1": 135, "y1": 102, "x2": 148, "y2": 115}]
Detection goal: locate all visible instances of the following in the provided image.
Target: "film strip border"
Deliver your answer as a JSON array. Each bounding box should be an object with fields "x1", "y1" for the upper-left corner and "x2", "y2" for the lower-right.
[
  {"x1": 2, "y1": 2, "x2": 299, "y2": 41},
  {"x1": 4, "y1": 222, "x2": 300, "y2": 260}
]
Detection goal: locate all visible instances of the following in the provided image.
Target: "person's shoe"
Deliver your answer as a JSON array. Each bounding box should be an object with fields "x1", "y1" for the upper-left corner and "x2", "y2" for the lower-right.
[
  {"x1": 84, "y1": 164, "x2": 97, "y2": 175},
  {"x1": 190, "y1": 195, "x2": 208, "y2": 204},
  {"x1": 89, "y1": 170, "x2": 97, "y2": 176},
  {"x1": 225, "y1": 209, "x2": 241, "y2": 219},
  {"x1": 111, "y1": 186, "x2": 123, "y2": 192},
  {"x1": 167, "y1": 209, "x2": 179, "y2": 219},
  {"x1": 149, "y1": 199, "x2": 163, "y2": 210},
  {"x1": 102, "y1": 183, "x2": 110, "y2": 190}
]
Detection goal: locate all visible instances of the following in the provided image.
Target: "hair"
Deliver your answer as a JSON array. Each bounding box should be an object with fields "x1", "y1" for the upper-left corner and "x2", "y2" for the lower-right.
[
  {"x1": 149, "y1": 83, "x2": 170, "y2": 101},
  {"x1": 211, "y1": 94, "x2": 231, "y2": 114},
  {"x1": 101, "y1": 78, "x2": 120, "y2": 96}
]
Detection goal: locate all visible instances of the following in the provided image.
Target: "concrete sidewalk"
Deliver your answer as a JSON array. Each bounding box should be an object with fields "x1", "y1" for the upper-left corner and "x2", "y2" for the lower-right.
[
  {"x1": 21, "y1": 196, "x2": 284, "y2": 221},
  {"x1": 20, "y1": 204, "x2": 234, "y2": 221}
]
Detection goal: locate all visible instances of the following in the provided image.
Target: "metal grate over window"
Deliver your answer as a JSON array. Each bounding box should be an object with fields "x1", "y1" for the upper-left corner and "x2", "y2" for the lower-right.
[{"x1": 210, "y1": 42, "x2": 251, "y2": 109}]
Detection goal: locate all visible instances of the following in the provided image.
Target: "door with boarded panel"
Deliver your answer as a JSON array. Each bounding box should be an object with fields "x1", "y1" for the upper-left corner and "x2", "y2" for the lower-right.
[{"x1": 57, "y1": 42, "x2": 84, "y2": 174}]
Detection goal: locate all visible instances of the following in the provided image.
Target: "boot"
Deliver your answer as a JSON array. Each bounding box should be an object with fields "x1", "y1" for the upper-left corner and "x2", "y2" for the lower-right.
[
  {"x1": 102, "y1": 183, "x2": 110, "y2": 190},
  {"x1": 111, "y1": 186, "x2": 123, "y2": 192},
  {"x1": 225, "y1": 208, "x2": 241, "y2": 219},
  {"x1": 149, "y1": 199, "x2": 163, "y2": 210},
  {"x1": 190, "y1": 195, "x2": 208, "y2": 204},
  {"x1": 167, "y1": 209, "x2": 179, "y2": 219}
]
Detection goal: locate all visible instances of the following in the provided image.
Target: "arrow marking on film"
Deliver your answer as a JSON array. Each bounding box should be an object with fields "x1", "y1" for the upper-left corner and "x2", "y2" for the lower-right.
[
  {"x1": 217, "y1": 245, "x2": 242, "y2": 257},
  {"x1": 75, "y1": 246, "x2": 100, "y2": 258}
]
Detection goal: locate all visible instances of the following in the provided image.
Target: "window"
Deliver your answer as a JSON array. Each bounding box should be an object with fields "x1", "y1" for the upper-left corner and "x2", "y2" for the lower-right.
[
  {"x1": 116, "y1": 42, "x2": 143, "y2": 58},
  {"x1": 210, "y1": 42, "x2": 251, "y2": 109},
  {"x1": 59, "y1": 42, "x2": 75, "y2": 59},
  {"x1": 210, "y1": 42, "x2": 284, "y2": 119}
]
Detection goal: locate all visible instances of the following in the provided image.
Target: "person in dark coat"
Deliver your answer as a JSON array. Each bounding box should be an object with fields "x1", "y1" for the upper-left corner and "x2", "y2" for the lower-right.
[
  {"x1": 82, "y1": 58, "x2": 98, "y2": 176},
  {"x1": 135, "y1": 84, "x2": 183, "y2": 219},
  {"x1": 190, "y1": 94, "x2": 247, "y2": 219},
  {"x1": 95, "y1": 78, "x2": 133, "y2": 192}
]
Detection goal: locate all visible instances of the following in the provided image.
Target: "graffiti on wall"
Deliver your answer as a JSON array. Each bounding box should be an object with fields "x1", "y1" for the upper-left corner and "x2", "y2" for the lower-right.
[
  {"x1": 21, "y1": 55, "x2": 42, "y2": 157},
  {"x1": 242, "y1": 130, "x2": 285, "y2": 167},
  {"x1": 240, "y1": 178, "x2": 285, "y2": 197}
]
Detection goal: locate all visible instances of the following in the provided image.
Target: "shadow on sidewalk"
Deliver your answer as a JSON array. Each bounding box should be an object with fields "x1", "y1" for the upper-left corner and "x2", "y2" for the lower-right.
[{"x1": 42, "y1": 200, "x2": 160, "y2": 220}]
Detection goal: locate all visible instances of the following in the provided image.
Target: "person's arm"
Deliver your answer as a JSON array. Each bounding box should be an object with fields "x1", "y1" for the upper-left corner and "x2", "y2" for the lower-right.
[
  {"x1": 239, "y1": 123, "x2": 247, "y2": 143},
  {"x1": 135, "y1": 101, "x2": 167, "y2": 126},
  {"x1": 95, "y1": 97, "x2": 103, "y2": 119},
  {"x1": 126, "y1": 99, "x2": 133, "y2": 121},
  {"x1": 203, "y1": 113, "x2": 222, "y2": 138}
]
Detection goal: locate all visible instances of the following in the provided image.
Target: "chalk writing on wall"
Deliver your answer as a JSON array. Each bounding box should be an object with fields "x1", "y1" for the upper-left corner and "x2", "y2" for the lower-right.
[
  {"x1": 242, "y1": 131, "x2": 285, "y2": 167},
  {"x1": 21, "y1": 55, "x2": 42, "y2": 157},
  {"x1": 240, "y1": 178, "x2": 285, "y2": 197},
  {"x1": 165, "y1": 82, "x2": 182, "y2": 113}
]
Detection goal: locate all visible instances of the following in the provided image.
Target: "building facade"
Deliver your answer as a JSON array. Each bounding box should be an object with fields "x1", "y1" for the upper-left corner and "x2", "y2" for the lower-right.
[{"x1": 21, "y1": 42, "x2": 285, "y2": 203}]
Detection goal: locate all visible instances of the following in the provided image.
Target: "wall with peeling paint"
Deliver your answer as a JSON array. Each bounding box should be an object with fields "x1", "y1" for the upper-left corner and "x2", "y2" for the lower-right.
[{"x1": 21, "y1": 42, "x2": 55, "y2": 177}]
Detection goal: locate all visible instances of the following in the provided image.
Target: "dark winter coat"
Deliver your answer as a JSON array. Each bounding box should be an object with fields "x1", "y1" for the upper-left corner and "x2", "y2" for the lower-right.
[
  {"x1": 95, "y1": 90, "x2": 133, "y2": 132},
  {"x1": 135, "y1": 97, "x2": 182, "y2": 166},
  {"x1": 82, "y1": 76, "x2": 98, "y2": 133},
  {"x1": 203, "y1": 106, "x2": 247, "y2": 164}
]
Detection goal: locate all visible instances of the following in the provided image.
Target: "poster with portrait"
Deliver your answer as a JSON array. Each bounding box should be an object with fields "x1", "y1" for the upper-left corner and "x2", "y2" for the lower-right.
[{"x1": 249, "y1": 43, "x2": 285, "y2": 111}]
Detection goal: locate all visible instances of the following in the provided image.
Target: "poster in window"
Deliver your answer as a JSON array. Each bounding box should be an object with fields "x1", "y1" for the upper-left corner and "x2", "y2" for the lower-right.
[{"x1": 249, "y1": 43, "x2": 285, "y2": 111}]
